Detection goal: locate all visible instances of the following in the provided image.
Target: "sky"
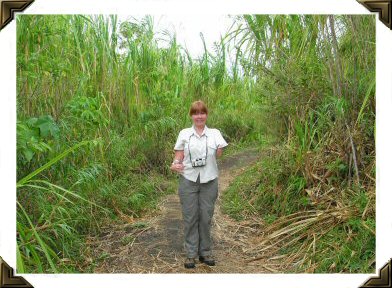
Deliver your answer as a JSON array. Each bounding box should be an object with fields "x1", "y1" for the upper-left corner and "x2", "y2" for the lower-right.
[{"x1": 118, "y1": 14, "x2": 237, "y2": 58}]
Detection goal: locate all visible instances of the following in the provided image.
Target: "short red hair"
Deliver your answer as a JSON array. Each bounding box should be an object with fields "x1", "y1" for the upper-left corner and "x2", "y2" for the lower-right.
[{"x1": 189, "y1": 100, "x2": 208, "y2": 116}]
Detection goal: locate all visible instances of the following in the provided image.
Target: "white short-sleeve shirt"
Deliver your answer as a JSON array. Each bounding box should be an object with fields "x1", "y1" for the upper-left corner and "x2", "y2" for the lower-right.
[{"x1": 174, "y1": 125, "x2": 228, "y2": 183}]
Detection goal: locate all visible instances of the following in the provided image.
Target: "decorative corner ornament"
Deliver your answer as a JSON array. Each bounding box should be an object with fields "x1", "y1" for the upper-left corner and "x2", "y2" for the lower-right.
[
  {"x1": 0, "y1": 0, "x2": 34, "y2": 31},
  {"x1": 357, "y1": 0, "x2": 392, "y2": 29},
  {"x1": 359, "y1": 259, "x2": 392, "y2": 288},
  {"x1": 0, "y1": 257, "x2": 33, "y2": 288}
]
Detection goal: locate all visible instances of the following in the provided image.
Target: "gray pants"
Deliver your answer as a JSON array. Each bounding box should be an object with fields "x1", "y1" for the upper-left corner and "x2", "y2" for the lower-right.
[{"x1": 178, "y1": 175, "x2": 218, "y2": 258}]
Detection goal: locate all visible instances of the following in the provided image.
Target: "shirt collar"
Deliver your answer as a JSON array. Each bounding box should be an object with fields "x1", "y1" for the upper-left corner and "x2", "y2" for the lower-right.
[{"x1": 192, "y1": 125, "x2": 209, "y2": 137}]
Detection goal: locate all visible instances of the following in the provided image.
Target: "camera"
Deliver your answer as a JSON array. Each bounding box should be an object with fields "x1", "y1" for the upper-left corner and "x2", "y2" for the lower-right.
[{"x1": 192, "y1": 157, "x2": 206, "y2": 167}]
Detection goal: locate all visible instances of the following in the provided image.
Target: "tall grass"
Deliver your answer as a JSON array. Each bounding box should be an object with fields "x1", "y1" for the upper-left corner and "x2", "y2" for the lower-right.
[
  {"x1": 17, "y1": 14, "x2": 375, "y2": 273},
  {"x1": 16, "y1": 15, "x2": 262, "y2": 272},
  {"x1": 222, "y1": 15, "x2": 375, "y2": 272}
]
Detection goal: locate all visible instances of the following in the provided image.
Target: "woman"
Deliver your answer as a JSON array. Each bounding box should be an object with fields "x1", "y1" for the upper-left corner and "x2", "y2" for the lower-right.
[{"x1": 170, "y1": 100, "x2": 228, "y2": 269}]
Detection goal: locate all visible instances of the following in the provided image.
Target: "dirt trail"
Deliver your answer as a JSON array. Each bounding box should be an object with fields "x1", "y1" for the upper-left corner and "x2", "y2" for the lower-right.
[{"x1": 91, "y1": 149, "x2": 273, "y2": 273}]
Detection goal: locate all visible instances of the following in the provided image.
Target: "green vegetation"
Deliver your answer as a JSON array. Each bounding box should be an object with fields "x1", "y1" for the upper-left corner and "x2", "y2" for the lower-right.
[
  {"x1": 222, "y1": 15, "x2": 375, "y2": 272},
  {"x1": 16, "y1": 15, "x2": 262, "y2": 272},
  {"x1": 16, "y1": 15, "x2": 375, "y2": 273}
]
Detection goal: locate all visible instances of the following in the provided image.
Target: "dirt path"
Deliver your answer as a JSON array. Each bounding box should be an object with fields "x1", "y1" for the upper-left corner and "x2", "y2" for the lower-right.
[{"x1": 91, "y1": 149, "x2": 274, "y2": 273}]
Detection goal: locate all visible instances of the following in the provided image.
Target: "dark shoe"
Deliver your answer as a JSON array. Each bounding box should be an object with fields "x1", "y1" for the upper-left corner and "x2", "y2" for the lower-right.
[
  {"x1": 199, "y1": 255, "x2": 215, "y2": 266},
  {"x1": 184, "y1": 258, "x2": 196, "y2": 269}
]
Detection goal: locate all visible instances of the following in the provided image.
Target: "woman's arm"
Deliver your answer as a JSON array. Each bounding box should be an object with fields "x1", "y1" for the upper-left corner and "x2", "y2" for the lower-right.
[
  {"x1": 214, "y1": 129, "x2": 228, "y2": 158},
  {"x1": 216, "y1": 147, "x2": 223, "y2": 158},
  {"x1": 170, "y1": 150, "x2": 184, "y2": 173},
  {"x1": 174, "y1": 150, "x2": 184, "y2": 162}
]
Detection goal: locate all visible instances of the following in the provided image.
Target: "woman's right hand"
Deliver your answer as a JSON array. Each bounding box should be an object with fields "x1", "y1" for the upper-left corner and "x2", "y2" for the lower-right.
[{"x1": 170, "y1": 163, "x2": 184, "y2": 173}]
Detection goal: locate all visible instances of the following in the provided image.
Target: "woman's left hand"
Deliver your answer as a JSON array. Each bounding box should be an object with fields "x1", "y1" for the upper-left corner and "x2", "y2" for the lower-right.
[{"x1": 216, "y1": 147, "x2": 223, "y2": 158}]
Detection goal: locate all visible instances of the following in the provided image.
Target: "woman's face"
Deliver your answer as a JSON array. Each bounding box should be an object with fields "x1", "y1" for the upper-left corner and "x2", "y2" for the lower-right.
[{"x1": 191, "y1": 111, "x2": 207, "y2": 128}]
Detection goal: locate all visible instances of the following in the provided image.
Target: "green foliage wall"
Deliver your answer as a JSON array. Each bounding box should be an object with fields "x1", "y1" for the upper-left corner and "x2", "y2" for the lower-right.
[
  {"x1": 16, "y1": 15, "x2": 262, "y2": 272},
  {"x1": 16, "y1": 14, "x2": 375, "y2": 273}
]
